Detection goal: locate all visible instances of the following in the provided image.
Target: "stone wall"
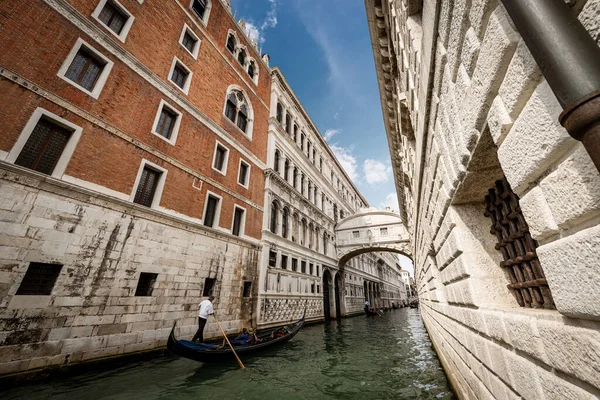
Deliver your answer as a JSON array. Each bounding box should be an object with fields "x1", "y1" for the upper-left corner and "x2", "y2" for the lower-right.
[
  {"x1": 0, "y1": 165, "x2": 259, "y2": 376},
  {"x1": 367, "y1": 0, "x2": 600, "y2": 398}
]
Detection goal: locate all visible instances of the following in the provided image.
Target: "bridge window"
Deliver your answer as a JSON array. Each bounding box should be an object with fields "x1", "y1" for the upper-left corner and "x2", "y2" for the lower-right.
[
  {"x1": 380, "y1": 227, "x2": 388, "y2": 235},
  {"x1": 352, "y1": 230, "x2": 360, "y2": 238}
]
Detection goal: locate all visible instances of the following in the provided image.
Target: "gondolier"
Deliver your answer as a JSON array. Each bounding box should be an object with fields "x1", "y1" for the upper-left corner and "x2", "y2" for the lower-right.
[{"x1": 192, "y1": 295, "x2": 214, "y2": 343}]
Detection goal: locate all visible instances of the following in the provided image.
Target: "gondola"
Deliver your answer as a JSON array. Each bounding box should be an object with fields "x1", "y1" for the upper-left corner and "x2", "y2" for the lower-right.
[
  {"x1": 167, "y1": 316, "x2": 305, "y2": 362},
  {"x1": 365, "y1": 309, "x2": 381, "y2": 316}
]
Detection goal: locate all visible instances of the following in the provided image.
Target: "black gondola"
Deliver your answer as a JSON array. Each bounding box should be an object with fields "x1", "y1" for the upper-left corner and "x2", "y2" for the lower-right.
[
  {"x1": 167, "y1": 316, "x2": 305, "y2": 362},
  {"x1": 365, "y1": 309, "x2": 381, "y2": 316}
]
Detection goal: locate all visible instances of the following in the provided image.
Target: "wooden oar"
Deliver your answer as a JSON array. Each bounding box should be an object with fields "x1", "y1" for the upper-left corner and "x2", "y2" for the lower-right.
[{"x1": 212, "y1": 314, "x2": 245, "y2": 369}]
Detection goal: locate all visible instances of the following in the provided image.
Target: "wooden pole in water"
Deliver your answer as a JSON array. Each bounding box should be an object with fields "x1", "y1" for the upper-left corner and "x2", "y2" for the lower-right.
[{"x1": 213, "y1": 314, "x2": 245, "y2": 369}]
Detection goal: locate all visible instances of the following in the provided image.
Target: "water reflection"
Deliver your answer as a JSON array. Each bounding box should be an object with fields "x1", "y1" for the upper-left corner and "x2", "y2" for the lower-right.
[{"x1": 2, "y1": 309, "x2": 454, "y2": 400}]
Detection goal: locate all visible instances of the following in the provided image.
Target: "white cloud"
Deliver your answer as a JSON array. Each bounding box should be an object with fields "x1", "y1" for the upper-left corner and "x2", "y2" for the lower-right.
[
  {"x1": 324, "y1": 129, "x2": 340, "y2": 141},
  {"x1": 243, "y1": 1, "x2": 278, "y2": 45},
  {"x1": 245, "y1": 21, "x2": 263, "y2": 44},
  {"x1": 330, "y1": 145, "x2": 359, "y2": 182},
  {"x1": 261, "y1": 0, "x2": 278, "y2": 30},
  {"x1": 380, "y1": 192, "x2": 399, "y2": 212},
  {"x1": 363, "y1": 159, "x2": 392, "y2": 185}
]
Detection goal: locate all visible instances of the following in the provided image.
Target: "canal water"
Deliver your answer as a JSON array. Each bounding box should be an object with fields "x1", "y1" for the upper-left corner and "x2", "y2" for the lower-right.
[{"x1": 2, "y1": 308, "x2": 454, "y2": 400}]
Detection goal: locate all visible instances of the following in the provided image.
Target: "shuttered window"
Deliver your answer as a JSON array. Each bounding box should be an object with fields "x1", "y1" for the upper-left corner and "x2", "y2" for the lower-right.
[
  {"x1": 15, "y1": 118, "x2": 72, "y2": 175},
  {"x1": 133, "y1": 166, "x2": 161, "y2": 207},
  {"x1": 16, "y1": 262, "x2": 63, "y2": 296},
  {"x1": 232, "y1": 207, "x2": 244, "y2": 236},
  {"x1": 156, "y1": 106, "x2": 177, "y2": 139},
  {"x1": 204, "y1": 195, "x2": 219, "y2": 227},
  {"x1": 64, "y1": 48, "x2": 105, "y2": 91},
  {"x1": 98, "y1": 1, "x2": 127, "y2": 34}
]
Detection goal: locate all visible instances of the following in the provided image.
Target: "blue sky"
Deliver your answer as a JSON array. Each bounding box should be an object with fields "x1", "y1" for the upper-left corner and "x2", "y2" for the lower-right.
[{"x1": 230, "y1": 0, "x2": 413, "y2": 274}]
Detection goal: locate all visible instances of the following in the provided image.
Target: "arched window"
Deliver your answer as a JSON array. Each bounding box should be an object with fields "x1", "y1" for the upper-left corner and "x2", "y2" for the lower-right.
[
  {"x1": 274, "y1": 150, "x2": 280, "y2": 173},
  {"x1": 238, "y1": 49, "x2": 246, "y2": 66},
  {"x1": 282, "y1": 207, "x2": 289, "y2": 238},
  {"x1": 284, "y1": 159, "x2": 290, "y2": 181},
  {"x1": 226, "y1": 33, "x2": 236, "y2": 53},
  {"x1": 270, "y1": 201, "x2": 279, "y2": 233},
  {"x1": 323, "y1": 232, "x2": 328, "y2": 255},
  {"x1": 276, "y1": 103, "x2": 283, "y2": 123},
  {"x1": 223, "y1": 88, "x2": 252, "y2": 135},
  {"x1": 301, "y1": 219, "x2": 307, "y2": 245},
  {"x1": 248, "y1": 61, "x2": 256, "y2": 79},
  {"x1": 315, "y1": 227, "x2": 320, "y2": 252},
  {"x1": 285, "y1": 114, "x2": 291, "y2": 135},
  {"x1": 293, "y1": 124, "x2": 298, "y2": 140},
  {"x1": 308, "y1": 223, "x2": 314, "y2": 249},
  {"x1": 321, "y1": 193, "x2": 325, "y2": 210},
  {"x1": 293, "y1": 167, "x2": 298, "y2": 188},
  {"x1": 300, "y1": 174, "x2": 305, "y2": 195},
  {"x1": 333, "y1": 204, "x2": 338, "y2": 222}
]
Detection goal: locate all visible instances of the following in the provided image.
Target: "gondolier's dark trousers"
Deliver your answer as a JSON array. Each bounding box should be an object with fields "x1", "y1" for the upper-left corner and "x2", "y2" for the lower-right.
[{"x1": 192, "y1": 317, "x2": 207, "y2": 342}]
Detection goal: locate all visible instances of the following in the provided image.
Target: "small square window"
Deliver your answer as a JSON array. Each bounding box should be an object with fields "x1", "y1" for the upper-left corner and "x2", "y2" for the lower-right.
[
  {"x1": 291, "y1": 258, "x2": 298, "y2": 272},
  {"x1": 156, "y1": 107, "x2": 177, "y2": 139},
  {"x1": 168, "y1": 58, "x2": 192, "y2": 94},
  {"x1": 269, "y1": 251, "x2": 277, "y2": 267},
  {"x1": 182, "y1": 32, "x2": 196, "y2": 52},
  {"x1": 92, "y1": 0, "x2": 134, "y2": 42},
  {"x1": 135, "y1": 272, "x2": 157, "y2": 296},
  {"x1": 238, "y1": 160, "x2": 250, "y2": 187},
  {"x1": 203, "y1": 277, "x2": 216, "y2": 296},
  {"x1": 191, "y1": 0, "x2": 208, "y2": 20},
  {"x1": 380, "y1": 227, "x2": 388, "y2": 235},
  {"x1": 58, "y1": 39, "x2": 113, "y2": 99},
  {"x1": 352, "y1": 230, "x2": 360, "y2": 238},
  {"x1": 281, "y1": 255, "x2": 288, "y2": 270},
  {"x1": 203, "y1": 194, "x2": 220, "y2": 228},
  {"x1": 243, "y1": 281, "x2": 252, "y2": 298},
  {"x1": 213, "y1": 143, "x2": 229, "y2": 174},
  {"x1": 16, "y1": 262, "x2": 63, "y2": 296},
  {"x1": 179, "y1": 25, "x2": 200, "y2": 59},
  {"x1": 134, "y1": 166, "x2": 161, "y2": 207}
]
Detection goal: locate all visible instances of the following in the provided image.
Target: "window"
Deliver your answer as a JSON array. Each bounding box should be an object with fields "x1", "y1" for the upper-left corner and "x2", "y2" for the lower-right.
[
  {"x1": 292, "y1": 258, "x2": 298, "y2": 272},
  {"x1": 301, "y1": 133, "x2": 305, "y2": 151},
  {"x1": 300, "y1": 174, "x2": 305, "y2": 195},
  {"x1": 309, "y1": 263, "x2": 313, "y2": 275},
  {"x1": 380, "y1": 227, "x2": 388, "y2": 235},
  {"x1": 203, "y1": 277, "x2": 216, "y2": 296},
  {"x1": 232, "y1": 206, "x2": 245, "y2": 236},
  {"x1": 301, "y1": 261, "x2": 306, "y2": 274},
  {"x1": 269, "y1": 251, "x2": 277, "y2": 267},
  {"x1": 179, "y1": 25, "x2": 200, "y2": 59},
  {"x1": 319, "y1": 158, "x2": 323, "y2": 172},
  {"x1": 285, "y1": 115, "x2": 291, "y2": 135},
  {"x1": 168, "y1": 58, "x2": 192, "y2": 94},
  {"x1": 151, "y1": 100, "x2": 181, "y2": 144},
  {"x1": 281, "y1": 255, "x2": 288, "y2": 270},
  {"x1": 243, "y1": 281, "x2": 252, "y2": 297},
  {"x1": 58, "y1": 39, "x2": 113, "y2": 98},
  {"x1": 223, "y1": 88, "x2": 252, "y2": 135},
  {"x1": 133, "y1": 166, "x2": 161, "y2": 207},
  {"x1": 293, "y1": 124, "x2": 298, "y2": 141},
  {"x1": 135, "y1": 272, "x2": 157, "y2": 296},
  {"x1": 226, "y1": 33, "x2": 236, "y2": 53},
  {"x1": 191, "y1": 0, "x2": 210, "y2": 23},
  {"x1": 16, "y1": 262, "x2": 63, "y2": 296},
  {"x1": 238, "y1": 160, "x2": 250, "y2": 187},
  {"x1": 284, "y1": 159, "x2": 290, "y2": 181},
  {"x1": 274, "y1": 150, "x2": 281, "y2": 173},
  {"x1": 353, "y1": 230, "x2": 360, "y2": 238},
  {"x1": 203, "y1": 193, "x2": 221, "y2": 228},
  {"x1": 293, "y1": 167, "x2": 298, "y2": 188},
  {"x1": 248, "y1": 61, "x2": 256, "y2": 79},
  {"x1": 237, "y1": 49, "x2": 246, "y2": 66},
  {"x1": 212, "y1": 142, "x2": 229, "y2": 174},
  {"x1": 92, "y1": 0, "x2": 134, "y2": 42},
  {"x1": 276, "y1": 103, "x2": 283, "y2": 123},
  {"x1": 311, "y1": 283, "x2": 315, "y2": 294},
  {"x1": 270, "y1": 201, "x2": 279, "y2": 234},
  {"x1": 282, "y1": 207, "x2": 288, "y2": 238}
]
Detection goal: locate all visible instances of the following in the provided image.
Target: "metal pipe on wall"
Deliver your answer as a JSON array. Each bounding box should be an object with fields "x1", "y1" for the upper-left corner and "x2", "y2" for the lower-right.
[{"x1": 500, "y1": 0, "x2": 600, "y2": 171}]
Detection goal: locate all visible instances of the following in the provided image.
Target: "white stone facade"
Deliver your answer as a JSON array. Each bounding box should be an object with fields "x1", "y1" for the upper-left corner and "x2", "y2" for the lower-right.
[{"x1": 367, "y1": 0, "x2": 600, "y2": 398}]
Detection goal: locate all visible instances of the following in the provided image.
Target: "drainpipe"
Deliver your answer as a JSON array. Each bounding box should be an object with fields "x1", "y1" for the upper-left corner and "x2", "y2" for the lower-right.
[{"x1": 500, "y1": 0, "x2": 600, "y2": 171}]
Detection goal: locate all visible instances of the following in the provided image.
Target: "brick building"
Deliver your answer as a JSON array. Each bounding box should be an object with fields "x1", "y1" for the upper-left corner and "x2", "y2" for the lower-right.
[{"x1": 0, "y1": 0, "x2": 271, "y2": 375}]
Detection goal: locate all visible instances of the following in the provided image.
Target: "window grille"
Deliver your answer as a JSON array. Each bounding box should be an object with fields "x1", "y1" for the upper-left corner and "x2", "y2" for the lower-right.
[
  {"x1": 15, "y1": 118, "x2": 72, "y2": 175},
  {"x1": 65, "y1": 48, "x2": 105, "y2": 91},
  {"x1": 203, "y1": 277, "x2": 215, "y2": 296},
  {"x1": 171, "y1": 64, "x2": 188, "y2": 89},
  {"x1": 203, "y1": 195, "x2": 219, "y2": 227},
  {"x1": 133, "y1": 166, "x2": 160, "y2": 207},
  {"x1": 192, "y1": 0, "x2": 207, "y2": 19},
  {"x1": 156, "y1": 106, "x2": 177, "y2": 138},
  {"x1": 484, "y1": 178, "x2": 555, "y2": 309},
  {"x1": 182, "y1": 31, "x2": 197, "y2": 53},
  {"x1": 135, "y1": 272, "x2": 157, "y2": 296},
  {"x1": 232, "y1": 207, "x2": 244, "y2": 236},
  {"x1": 242, "y1": 281, "x2": 252, "y2": 297},
  {"x1": 16, "y1": 262, "x2": 63, "y2": 295},
  {"x1": 98, "y1": 1, "x2": 127, "y2": 34}
]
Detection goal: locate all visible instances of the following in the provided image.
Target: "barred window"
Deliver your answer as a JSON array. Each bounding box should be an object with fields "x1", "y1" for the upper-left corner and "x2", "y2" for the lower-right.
[
  {"x1": 135, "y1": 272, "x2": 157, "y2": 296},
  {"x1": 65, "y1": 48, "x2": 105, "y2": 91},
  {"x1": 15, "y1": 118, "x2": 72, "y2": 175},
  {"x1": 16, "y1": 262, "x2": 63, "y2": 296},
  {"x1": 484, "y1": 178, "x2": 555, "y2": 309},
  {"x1": 98, "y1": 1, "x2": 127, "y2": 34},
  {"x1": 133, "y1": 166, "x2": 161, "y2": 207}
]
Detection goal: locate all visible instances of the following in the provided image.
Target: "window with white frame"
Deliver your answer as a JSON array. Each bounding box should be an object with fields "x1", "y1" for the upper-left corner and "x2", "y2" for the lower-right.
[
  {"x1": 7, "y1": 108, "x2": 83, "y2": 178},
  {"x1": 212, "y1": 142, "x2": 229, "y2": 174},
  {"x1": 190, "y1": 0, "x2": 211, "y2": 24},
  {"x1": 168, "y1": 57, "x2": 192, "y2": 94},
  {"x1": 223, "y1": 87, "x2": 252, "y2": 136},
  {"x1": 203, "y1": 192, "x2": 221, "y2": 228},
  {"x1": 179, "y1": 24, "x2": 200, "y2": 59},
  {"x1": 57, "y1": 38, "x2": 114, "y2": 99},
  {"x1": 238, "y1": 159, "x2": 250, "y2": 188},
  {"x1": 237, "y1": 48, "x2": 246, "y2": 66},
  {"x1": 231, "y1": 205, "x2": 246, "y2": 237},
  {"x1": 92, "y1": 0, "x2": 134, "y2": 42},
  {"x1": 131, "y1": 161, "x2": 167, "y2": 208},
  {"x1": 151, "y1": 100, "x2": 182, "y2": 144},
  {"x1": 226, "y1": 32, "x2": 237, "y2": 53}
]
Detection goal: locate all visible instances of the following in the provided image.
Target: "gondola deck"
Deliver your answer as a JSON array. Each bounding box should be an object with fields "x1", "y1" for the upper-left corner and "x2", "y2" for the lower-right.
[{"x1": 167, "y1": 316, "x2": 305, "y2": 362}]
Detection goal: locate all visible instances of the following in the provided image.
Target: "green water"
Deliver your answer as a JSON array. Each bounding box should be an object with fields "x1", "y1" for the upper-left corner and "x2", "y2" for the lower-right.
[{"x1": 2, "y1": 308, "x2": 454, "y2": 399}]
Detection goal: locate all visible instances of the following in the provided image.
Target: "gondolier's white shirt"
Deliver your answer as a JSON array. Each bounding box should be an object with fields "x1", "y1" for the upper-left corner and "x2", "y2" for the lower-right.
[{"x1": 199, "y1": 300, "x2": 213, "y2": 319}]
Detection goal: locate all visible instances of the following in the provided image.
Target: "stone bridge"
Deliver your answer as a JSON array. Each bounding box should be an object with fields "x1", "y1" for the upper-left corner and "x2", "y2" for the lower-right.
[{"x1": 334, "y1": 207, "x2": 412, "y2": 266}]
